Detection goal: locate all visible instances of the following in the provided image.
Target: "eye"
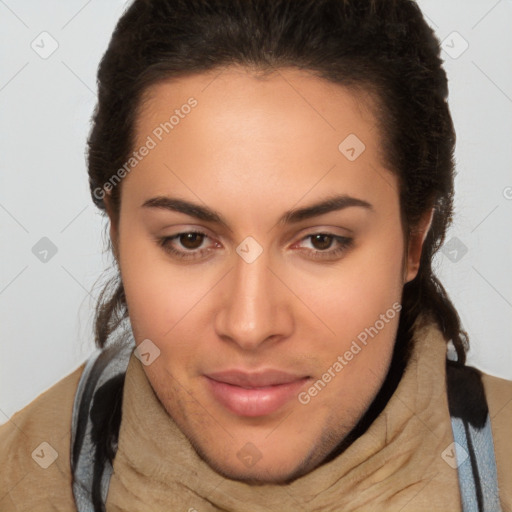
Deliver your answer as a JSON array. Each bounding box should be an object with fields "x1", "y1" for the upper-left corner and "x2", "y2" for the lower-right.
[
  {"x1": 158, "y1": 231, "x2": 220, "y2": 260},
  {"x1": 294, "y1": 233, "x2": 353, "y2": 260},
  {"x1": 177, "y1": 232, "x2": 206, "y2": 250}
]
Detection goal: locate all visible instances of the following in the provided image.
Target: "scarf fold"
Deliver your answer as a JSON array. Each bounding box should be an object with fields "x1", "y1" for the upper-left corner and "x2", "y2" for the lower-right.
[{"x1": 107, "y1": 313, "x2": 461, "y2": 511}]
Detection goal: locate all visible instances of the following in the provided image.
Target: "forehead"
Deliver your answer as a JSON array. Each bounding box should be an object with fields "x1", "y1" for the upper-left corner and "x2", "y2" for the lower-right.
[
  {"x1": 136, "y1": 66, "x2": 382, "y2": 152},
  {"x1": 124, "y1": 66, "x2": 397, "y2": 219}
]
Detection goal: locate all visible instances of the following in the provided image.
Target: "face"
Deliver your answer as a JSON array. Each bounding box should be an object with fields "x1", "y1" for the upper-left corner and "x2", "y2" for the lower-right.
[{"x1": 108, "y1": 66, "x2": 429, "y2": 484}]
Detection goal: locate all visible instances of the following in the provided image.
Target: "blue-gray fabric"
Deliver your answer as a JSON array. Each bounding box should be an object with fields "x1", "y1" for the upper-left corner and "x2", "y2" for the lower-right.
[
  {"x1": 71, "y1": 343, "x2": 133, "y2": 512},
  {"x1": 451, "y1": 415, "x2": 502, "y2": 512}
]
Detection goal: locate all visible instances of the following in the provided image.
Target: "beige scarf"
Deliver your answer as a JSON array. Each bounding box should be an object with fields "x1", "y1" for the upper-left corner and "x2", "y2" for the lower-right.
[{"x1": 106, "y1": 313, "x2": 462, "y2": 511}]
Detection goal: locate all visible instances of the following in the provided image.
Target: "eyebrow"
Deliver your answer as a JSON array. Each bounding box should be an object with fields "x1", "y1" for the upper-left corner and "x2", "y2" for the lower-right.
[{"x1": 141, "y1": 194, "x2": 373, "y2": 226}]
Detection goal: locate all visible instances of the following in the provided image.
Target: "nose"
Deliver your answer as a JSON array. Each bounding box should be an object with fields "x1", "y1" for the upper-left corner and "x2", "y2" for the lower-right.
[{"x1": 214, "y1": 248, "x2": 294, "y2": 351}]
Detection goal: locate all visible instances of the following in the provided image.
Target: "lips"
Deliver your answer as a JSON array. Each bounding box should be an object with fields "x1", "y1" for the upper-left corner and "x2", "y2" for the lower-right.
[
  {"x1": 204, "y1": 369, "x2": 311, "y2": 417},
  {"x1": 206, "y1": 369, "x2": 308, "y2": 388}
]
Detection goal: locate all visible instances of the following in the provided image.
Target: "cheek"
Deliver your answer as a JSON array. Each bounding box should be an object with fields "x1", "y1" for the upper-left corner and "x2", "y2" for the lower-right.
[
  {"x1": 118, "y1": 224, "x2": 203, "y2": 342},
  {"x1": 292, "y1": 227, "x2": 405, "y2": 339},
  {"x1": 295, "y1": 236, "x2": 404, "y2": 407}
]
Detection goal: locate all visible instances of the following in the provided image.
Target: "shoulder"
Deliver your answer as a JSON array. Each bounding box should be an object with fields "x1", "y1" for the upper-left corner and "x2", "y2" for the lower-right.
[
  {"x1": 481, "y1": 372, "x2": 512, "y2": 511},
  {"x1": 0, "y1": 363, "x2": 85, "y2": 511}
]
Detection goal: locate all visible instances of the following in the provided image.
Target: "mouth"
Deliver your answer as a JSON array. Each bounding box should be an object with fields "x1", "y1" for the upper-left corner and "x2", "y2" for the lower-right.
[{"x1": 204, "y1": 371, "x2": 312, "y2": 417}]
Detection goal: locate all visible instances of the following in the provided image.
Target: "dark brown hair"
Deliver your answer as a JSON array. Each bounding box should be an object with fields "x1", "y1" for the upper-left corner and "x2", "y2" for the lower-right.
[{"x1": 88, "y1": 0, "x2": 468, "y2": 362}]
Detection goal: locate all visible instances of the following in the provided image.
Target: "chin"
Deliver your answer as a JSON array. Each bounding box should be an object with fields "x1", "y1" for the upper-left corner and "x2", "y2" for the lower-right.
[{"x1": 195, "y1": 447, "x2": 312, "y2": 485}]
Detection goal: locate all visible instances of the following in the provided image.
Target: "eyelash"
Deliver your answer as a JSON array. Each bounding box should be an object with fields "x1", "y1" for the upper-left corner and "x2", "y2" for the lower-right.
[{"x1": 158, "y1": 231, "x2": 353, "y2": 262}]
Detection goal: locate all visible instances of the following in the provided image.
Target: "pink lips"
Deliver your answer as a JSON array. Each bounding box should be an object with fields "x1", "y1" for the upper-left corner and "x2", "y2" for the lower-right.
[{"x1": 204, "y1": 369, "x2": 311, "y2": 417}]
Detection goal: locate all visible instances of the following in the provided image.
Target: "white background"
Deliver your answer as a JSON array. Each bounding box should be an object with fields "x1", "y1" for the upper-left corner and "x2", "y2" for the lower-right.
[{"x1": 1, "y1": 0, "x2": 511, "y2": 421}]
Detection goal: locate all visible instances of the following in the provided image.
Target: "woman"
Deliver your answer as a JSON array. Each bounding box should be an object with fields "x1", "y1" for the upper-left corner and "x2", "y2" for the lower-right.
[{"x1": 1, "y1": 0, "x2": 511, "y2": 510}]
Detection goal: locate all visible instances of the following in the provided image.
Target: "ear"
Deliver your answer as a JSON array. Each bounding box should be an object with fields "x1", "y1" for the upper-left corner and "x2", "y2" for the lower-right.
[
  {"x1": 404, "y1": 207, "x2": 434, "y2": 284},
  {"x1": 103, "y1": 192, "x2": 120, "y2": 261}
]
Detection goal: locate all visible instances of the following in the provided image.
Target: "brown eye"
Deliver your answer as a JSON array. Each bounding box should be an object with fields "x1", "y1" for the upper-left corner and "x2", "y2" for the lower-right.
[
  {"x1": 179, "y1": 232, "x2": 205, "y2": 249},
  {"x1": 158, "y1": 231, "x2": 220, "y2": 261},
  {"x1": 295, "y1": 233, "x2": 353, "y2": 261},
  {"x1": 310, "y1": 234, "x2": 334, "y2": 250}
]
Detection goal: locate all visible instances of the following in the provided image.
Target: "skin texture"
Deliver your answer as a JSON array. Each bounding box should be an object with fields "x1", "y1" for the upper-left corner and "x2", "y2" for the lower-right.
[{"x1": 105, "y1": 66, "x2": 432, "y2": 484}]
